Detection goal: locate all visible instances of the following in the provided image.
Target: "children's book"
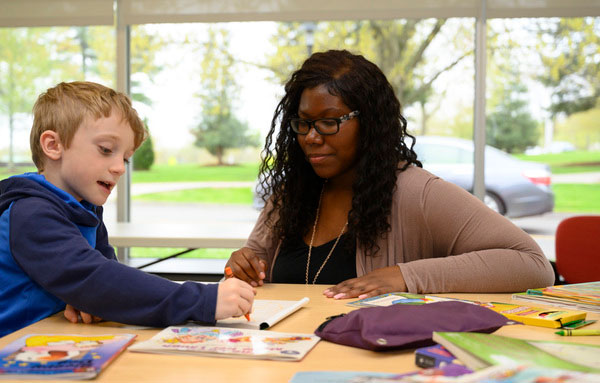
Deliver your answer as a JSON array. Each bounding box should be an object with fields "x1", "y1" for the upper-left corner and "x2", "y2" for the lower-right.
[
  {"x1": 432, "y1": 331, "x2": 600, "y2": 373},
  {"x1": 290, "y1": 365, "x2": 600, "y2": 383},
  {"x1": 463, "y1": 364, "x2": 600, "y2": 383},
  {"x1": 512, "y1": 292, "x2": 600, "y2": 313},
  {"x1": 415, "y1": 344, "x2": 467, "y2": 369},
  {"x1": 513, "y1": 282, "x2": 600, "y2": 313},
  {"x1": 129, "y1": 326, "x2": 320, "y2": 361},
  {"x1": 0, "y1": 334, "x2": 136, "y2": 380},
  {"x1": 289, "y1": 364, "x2": 472, "y2": 383},
  {"x1": 476, "y1": 365, "x2": 600, "y2": 383},
  {"x1": 347, "y1": 292, "x2": 458, "y2": 307},
  {"x1": 216, "y1": 297, "x2": 309, "y2": 330},
  {"x1": 479, "y1": 301, "x2": 587, "y2": 328}
]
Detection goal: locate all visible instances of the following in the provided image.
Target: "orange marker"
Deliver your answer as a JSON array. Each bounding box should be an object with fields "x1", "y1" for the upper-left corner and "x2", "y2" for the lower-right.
[{"x1": 224, "y1": 266, "x2": 251, "y2": 321}]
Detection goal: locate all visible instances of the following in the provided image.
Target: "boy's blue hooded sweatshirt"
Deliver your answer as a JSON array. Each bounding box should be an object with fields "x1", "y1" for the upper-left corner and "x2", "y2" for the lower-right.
[{"x1": 0, "y1": 173, "x2": 217, "y2": 337}]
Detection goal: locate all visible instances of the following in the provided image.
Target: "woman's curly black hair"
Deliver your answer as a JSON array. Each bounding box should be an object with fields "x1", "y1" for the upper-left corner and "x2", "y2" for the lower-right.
[{"x1": 258, "y1": 49, "x2": 421, "y2": 256}]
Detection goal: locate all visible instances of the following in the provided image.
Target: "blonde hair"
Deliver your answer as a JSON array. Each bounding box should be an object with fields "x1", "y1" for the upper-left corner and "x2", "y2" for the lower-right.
[{"x1": 30, "y1": 81, "x2": 146, "y2": 171}]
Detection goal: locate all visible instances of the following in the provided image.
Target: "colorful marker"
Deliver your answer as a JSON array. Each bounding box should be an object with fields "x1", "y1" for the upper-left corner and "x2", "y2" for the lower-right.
[
  {"x1": 224, "y1": 266, "x2": 251, "y2": 321},
  {"x1": 555, "y1": 329, "x2": 600, "y2": 336}
]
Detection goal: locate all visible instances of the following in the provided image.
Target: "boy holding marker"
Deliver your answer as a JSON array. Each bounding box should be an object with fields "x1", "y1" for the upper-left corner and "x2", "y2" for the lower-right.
[{"x1": 0, "y1": 81, "x2": 254, "y2": 337}]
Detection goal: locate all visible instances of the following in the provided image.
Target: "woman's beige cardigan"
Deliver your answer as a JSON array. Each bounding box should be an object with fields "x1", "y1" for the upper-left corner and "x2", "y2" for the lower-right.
[{"x1": 245, "y1": 166, "x2": 555, "y2": 293}]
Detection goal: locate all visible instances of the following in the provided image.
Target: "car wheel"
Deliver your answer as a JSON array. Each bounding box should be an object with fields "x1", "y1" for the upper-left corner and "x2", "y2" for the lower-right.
[{"x1": 484, "y1": 192, "x2": 505, "y2": 215}]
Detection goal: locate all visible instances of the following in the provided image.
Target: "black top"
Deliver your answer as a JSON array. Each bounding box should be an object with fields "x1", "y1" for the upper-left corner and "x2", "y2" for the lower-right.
[{"x1": 272, "y1": 233, "x2": 357, "y2": 284}]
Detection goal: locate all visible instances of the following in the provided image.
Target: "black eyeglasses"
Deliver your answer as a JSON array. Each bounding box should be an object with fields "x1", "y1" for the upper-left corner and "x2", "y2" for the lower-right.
[{"x1": 289, "y1": 110, "x2": 360, "y2": 135}]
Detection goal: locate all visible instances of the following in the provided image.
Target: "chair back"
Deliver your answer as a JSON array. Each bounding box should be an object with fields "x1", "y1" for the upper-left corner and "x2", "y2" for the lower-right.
[{"x1": 555, "y1": 215, "x2": 600, "y2": 284}]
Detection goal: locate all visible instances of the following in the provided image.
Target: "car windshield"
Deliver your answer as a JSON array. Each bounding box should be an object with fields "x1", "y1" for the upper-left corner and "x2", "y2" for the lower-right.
[
  {"x1": 414, "y1": 142, "x2": 471, "y2": 164},
  {"x1": 414, "y1": 139, "x2": 516, "y2": 166}
]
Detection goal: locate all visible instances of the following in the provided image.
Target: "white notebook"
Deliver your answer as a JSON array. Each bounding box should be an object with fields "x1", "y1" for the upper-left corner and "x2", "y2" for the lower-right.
[{"x1": 217, "y1": 297, "x2": 310, "y2": 330}]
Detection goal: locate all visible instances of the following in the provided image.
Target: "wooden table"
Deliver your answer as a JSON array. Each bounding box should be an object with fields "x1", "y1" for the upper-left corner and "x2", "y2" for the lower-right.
[
  {"x1": 1, "y1": 284, "x2": 598, "y2": 382},
  {"x1": 105, "y1": 222, "x2": 253, "y2": 275},
  {"x1": 105, "y1": 222, "x2": 253, "y2": 249}
]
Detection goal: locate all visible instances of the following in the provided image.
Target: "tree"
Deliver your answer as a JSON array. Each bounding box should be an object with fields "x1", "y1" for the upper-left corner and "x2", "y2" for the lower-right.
[
  {"x1": 0, "y1": 29, "x2": 54, "y2": 169},
  {"x1": 555, "y1": 107, "x2": 600, "y2": 150},
  {"x1": 130, "y1": 26, "x2": 165, "y2": 105},
  {"x1": 265, "y1": 20, "x2": 473, "y2": 118},
  {"x1": 536, "y1": 18, "x2": 600, "y2": 118},
  {"x1": 69, "y1": 25, "x2": 164, "y2": 106},
  {"x1": 427, "y1": 104, "x2": 473, "y2": 139},
  {"x1": 484, "y1": 20, "x2": 544, "y2": 153},
  {"x1": 133, "y1": 120, "x2": 155, "y2": 170},
  {"x1": 191, "y1": 28, "x2": 260, "y2": 165},
  {"x1": 486, "y1": 82, "x2": 540, "y2": 153},
  {"x1": 0, "y1": 26, "x2": 164, "y2": 170}
]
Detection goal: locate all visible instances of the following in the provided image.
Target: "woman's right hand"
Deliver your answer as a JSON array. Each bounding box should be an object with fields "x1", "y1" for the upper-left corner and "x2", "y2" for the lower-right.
[{"x1": 226, "y1": 247, "x2": 268, "y2": 287}]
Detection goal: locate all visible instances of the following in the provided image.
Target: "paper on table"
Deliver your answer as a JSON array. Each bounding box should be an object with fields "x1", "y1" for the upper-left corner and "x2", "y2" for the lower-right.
[{"x1": 217, "y1": 297, "x2": 310, "y2": 330}]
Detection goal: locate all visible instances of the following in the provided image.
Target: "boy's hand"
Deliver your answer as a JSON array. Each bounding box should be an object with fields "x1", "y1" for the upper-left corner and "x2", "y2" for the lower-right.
[
  {"x1": 63, "y1": 304, "x2": 103, "y2": 324},
  {"x1": 226, "y1": 247, "x2": 268, "y2": 287},
  {"x1": 215, "y1": 278, "x2": 255, "y2": 320}
]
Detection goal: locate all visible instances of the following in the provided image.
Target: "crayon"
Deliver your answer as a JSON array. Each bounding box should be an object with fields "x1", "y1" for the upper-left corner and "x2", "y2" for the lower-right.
[
  {"x1": 555, "y1": 329, "x2": 600, "y2": 336},
  {"x1": 224, "y1": 266, "x2": 251, "y2": 321}
]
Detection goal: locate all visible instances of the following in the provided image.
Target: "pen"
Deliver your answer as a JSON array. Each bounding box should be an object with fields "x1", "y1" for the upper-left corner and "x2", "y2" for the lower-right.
[
  {"x1": 224, "y1": 266, "x2": 251, "y2": 321},
  {"x1": 555, "y1": 329, "x2": 600, "y2": 336}
]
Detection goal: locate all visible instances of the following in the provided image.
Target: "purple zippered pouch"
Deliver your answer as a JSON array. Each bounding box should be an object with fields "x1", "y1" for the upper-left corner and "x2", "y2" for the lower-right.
[{"x1": 315, "y1": 301, "x2": 508, "y2": 351}]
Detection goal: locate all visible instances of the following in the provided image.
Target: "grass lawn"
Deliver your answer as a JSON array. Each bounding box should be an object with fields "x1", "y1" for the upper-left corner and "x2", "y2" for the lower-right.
[
  {"x1": 131, "y1": 163, "x2": 260, "y2": 183},
  {"x1": 0, "y1": 166, "x2": 36, "y2": 179},
  {"x1": 130, "y1": 247, "x2": 233, "y2": 259},
  {"x1": 134, "y1": 187, "x2": 252, "y2": 204},
  {"x1": 514, "y1": 151, "x2": 600, "y2": 174},
  {"x1": 553, "y1": 184, "x2": 600, "y2": 213},
  {"x1": 132, "y1": 184, "x2": 600, "y2": 213},
  {"x1": 1, "y1": 163, "x2": 260, "y2": 182},
  {"x1": 4, "y1": 160, "x2": 598, "y2": 261}
]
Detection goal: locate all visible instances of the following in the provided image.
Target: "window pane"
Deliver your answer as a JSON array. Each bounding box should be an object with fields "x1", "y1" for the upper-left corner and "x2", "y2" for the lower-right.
[
  {"x1": 121, "y1": 19, "x2": 476, "y2": 262},
  {"x1": 487, "y1": 17, "x2": 600, "y2": 270},
  {"x1": 0, "y1": 26, "x2": 115, "y2": 171}
]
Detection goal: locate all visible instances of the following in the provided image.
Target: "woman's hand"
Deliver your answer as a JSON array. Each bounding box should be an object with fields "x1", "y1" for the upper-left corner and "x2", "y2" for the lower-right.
[
  {"x1": 226, "y1": 247, "x2": 268, "y2": 287},
  {"x1": 323, "y1": 265, "x2": 407, "y2": 299},
  {"x1": 63, "y1": 304, "x2": 102, "y2": 324}
]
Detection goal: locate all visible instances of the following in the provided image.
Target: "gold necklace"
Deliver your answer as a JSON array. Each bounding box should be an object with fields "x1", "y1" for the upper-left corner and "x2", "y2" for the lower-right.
[{"x1": 305, "y1": 185, "x2": 348, "y2": 285}]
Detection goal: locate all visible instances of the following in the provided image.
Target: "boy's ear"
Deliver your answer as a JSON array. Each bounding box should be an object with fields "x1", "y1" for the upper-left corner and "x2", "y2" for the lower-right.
[{"x1": 39, "y1": 130, "x2": 64, "y2": 161}]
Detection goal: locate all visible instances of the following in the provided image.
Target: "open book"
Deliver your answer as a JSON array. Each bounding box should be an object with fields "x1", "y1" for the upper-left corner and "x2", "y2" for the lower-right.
[
  {"x1": 216, "y1": 297, "x2": 309, "y2": 330},
  {"x1": 290, "y1": 365, "x2": 600, "y2": 383},
  {"x1": 0, "y1": 334, "x2": 135, "y2": 380},
  {"x1": 432, "y1": 332, "x2": 600, "y2": 372},
  {"x1": 129, "y1": 326, "x2": 320, "y2": 361},
  {"x1": 290, "y1": 364, "x2": 471, "y2": 382},
  {"x1": 347, "y1": 292, "x2": 456, "y2": 307}
]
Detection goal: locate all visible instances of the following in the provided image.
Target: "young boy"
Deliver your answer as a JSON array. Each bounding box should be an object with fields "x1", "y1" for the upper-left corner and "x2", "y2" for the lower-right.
[{"x1": 0, "y1": 81, "x2": 254, "y2": 337}]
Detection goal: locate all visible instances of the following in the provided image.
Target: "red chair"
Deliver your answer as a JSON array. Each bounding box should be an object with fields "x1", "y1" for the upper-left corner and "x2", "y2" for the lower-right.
[{"x1": 554, "y1": 215, "x2": 600, "y2": 284}]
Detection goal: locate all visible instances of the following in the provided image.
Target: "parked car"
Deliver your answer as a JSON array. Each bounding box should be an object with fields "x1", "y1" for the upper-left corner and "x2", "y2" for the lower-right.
[
  {"x1": 414, "y1": 136, "x2": 554, "y2": 218},
  {"x1": 253, "y1": 136, "x2": 554, "y2": 218}
]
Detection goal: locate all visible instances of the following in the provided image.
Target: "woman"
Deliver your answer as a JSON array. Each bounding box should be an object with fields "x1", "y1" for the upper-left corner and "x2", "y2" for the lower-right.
[{"x1": 226, "y1": 50, "x2": 554, "y2": 299}]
